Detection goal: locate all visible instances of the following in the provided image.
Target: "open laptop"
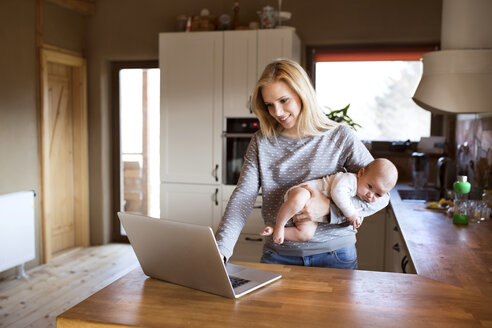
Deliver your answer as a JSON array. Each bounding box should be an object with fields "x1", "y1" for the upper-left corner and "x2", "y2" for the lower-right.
[{"x1": 118, "y1": 212, "x2": 281, "y2": 299}]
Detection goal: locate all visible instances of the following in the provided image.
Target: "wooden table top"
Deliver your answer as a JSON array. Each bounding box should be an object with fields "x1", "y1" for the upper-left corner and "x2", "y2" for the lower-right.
[
  {"x1": 57, "y1": 263, "x2": 492, "y2": 328},
  {"x1": 390, "y1": 185, "x2": 492, "y2": 300}
]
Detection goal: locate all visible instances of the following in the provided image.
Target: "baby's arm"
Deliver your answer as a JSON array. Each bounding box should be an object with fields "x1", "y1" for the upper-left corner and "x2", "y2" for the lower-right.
[{"x1": 330, "y1": 173, "x2": 360, "y2": 221}]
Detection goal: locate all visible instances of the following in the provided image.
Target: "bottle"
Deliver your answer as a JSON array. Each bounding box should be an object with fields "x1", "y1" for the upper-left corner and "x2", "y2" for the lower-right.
[{"x1": 453, "y1": 176, "x2": 471, "y2": 225}]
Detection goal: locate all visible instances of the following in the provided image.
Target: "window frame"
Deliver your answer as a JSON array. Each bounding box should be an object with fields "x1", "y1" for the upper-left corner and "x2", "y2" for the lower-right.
[{"x1": 306, "y1": 45, "x2": 444, "y2": 139}]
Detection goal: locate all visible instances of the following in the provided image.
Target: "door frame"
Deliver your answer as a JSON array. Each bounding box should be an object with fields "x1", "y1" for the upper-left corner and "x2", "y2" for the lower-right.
[
  {"x1": 110, "y1": 60, "x2": 158, "y2": 243},
  {"x1": 39, "y1": 45, "x2": 89, "y2": 263}
]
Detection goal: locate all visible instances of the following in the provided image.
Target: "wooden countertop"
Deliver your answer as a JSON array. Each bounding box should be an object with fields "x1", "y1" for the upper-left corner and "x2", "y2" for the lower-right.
[
  {"x1": 57, "y1": 263, "x2": 492, "y2": 328},
  {"x1": 390, "y1": 185, "x2": 492, "y2": 300}
]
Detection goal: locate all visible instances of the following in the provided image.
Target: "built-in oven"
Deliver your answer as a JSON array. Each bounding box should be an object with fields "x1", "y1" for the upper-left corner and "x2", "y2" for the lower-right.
[{"x1": 223, "y1": 118, "x2": 260, "y2": 185}]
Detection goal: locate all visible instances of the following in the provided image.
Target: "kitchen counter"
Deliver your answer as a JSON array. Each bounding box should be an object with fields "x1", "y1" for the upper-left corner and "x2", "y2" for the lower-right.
[
  {"x1": 57, "y1": 263, "x2": 492, "y2": 327},
  {"x1": 390, "y1": 184, "x2": 492, "y2": 300}
]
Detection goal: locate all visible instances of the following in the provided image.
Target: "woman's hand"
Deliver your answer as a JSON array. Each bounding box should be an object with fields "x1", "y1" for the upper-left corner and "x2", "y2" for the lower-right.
[{"x1": 292, "y1": 185, "x2": 331, "y2": 224}]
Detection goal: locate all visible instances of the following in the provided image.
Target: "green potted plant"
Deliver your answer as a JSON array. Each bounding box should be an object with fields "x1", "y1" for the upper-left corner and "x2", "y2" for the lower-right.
[{"x1": 326, "y1": 104, "x2": 361, "y2": 131}]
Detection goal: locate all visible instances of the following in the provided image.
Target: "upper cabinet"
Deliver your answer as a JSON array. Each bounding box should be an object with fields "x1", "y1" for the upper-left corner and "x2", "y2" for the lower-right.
[
  {"x1": 159, "y1": 29, "x2": 301, "y2": 184},
  {"x1": 223, "y1": 28, "x2": 301, "y2": 118},
  {"x1": 223, "y1": 31, "x2": 257, "y2": 118},
  {"x1": 257, "y1": 29, "x2": 301, "y2": 78},
  {"x1": 159, "y1": 32, "x2": 223, "y2": 184}
]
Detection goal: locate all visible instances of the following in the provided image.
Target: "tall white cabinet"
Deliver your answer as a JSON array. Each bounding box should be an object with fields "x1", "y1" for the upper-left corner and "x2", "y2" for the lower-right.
[
  {"x1": 159, "y1": 29, "x2": 300, "y2": 232},
  {"x1": 223, "y1": 29, "x2": 301, "y2": 117}
]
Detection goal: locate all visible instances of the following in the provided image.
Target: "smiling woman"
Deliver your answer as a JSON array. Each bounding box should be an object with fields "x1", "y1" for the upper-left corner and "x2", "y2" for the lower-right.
[{"x1": 313, "y1": 46, "x2": 437, "y2": 142}]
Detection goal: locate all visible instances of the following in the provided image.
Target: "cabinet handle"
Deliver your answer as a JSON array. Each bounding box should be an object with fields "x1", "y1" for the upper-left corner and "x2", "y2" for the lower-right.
[
  {"x1": 393, "y1": 226, "x2": 399, "y2": 232},
  {"x1": 248, "y1": 96, "x2": 252, "y2": 114},
  {"x1": 253, "y1": 205, "x2": 262, "y2": 209},
  {"x1": 401, "y1": 255, "x2": 409, "y2": 273},
  {"x1": 214, "y1": 164, "x2": 219, "y2": 182},
  {"x1": 245, "y1": 237, "x2": 263, "y2": 242},
  {"x1": 392, "y1": 243, "x2": 400, "y2": 252},
  {"x1": 214, "y1": 188, "x2": 219, "y2": 206}
]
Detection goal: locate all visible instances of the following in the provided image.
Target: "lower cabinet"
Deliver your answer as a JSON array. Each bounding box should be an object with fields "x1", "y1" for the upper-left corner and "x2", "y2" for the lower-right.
[
  {"x1": 160, "y1": 183, "x2": 222, "y2": 231},
  {"x1": 356, "y1": 209, "x2": 387, "y2": 271},
  {"x1": 384, "y1": 205, "x2": 416, "y2": 274},
  {"x1": 357, "y1": 205, "x2": 416, "y2": 273},
  {"x1": 230, "y1": 234, "x2": 264, "y2": 263}
]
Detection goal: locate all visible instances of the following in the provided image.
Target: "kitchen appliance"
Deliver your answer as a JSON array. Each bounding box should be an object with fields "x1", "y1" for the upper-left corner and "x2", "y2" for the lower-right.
[
  {"x1": 223, "y1": 118, "x2": 260, "y2": 185},
  {"x1": 411, "y1": 152, "x2": 429, "y2": 189},
  {"x1": 436, "y1": 156, "x2": 456, "y2": 199}
]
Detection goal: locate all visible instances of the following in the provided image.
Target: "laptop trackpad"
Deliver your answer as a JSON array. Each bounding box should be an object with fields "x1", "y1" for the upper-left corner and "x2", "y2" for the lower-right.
[{"x1": 225, "y1": 263, "x2": 247, "y2": 275}]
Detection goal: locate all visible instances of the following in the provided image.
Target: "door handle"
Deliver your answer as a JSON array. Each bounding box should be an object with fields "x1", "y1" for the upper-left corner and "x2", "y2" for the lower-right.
[
  {"x1": 401, "y1": 255, "x2": 409, "y2": 273},
  {"x1": 214, "y1": 188, "x2": 219, "y2": 206},
  {"x1": 392, "y1": 243, "x2": 400, "y2": 252},
  {"x1": 245, "y1": 237, "x2": 263, "y2": 242},
  {"x1": 214, "y1": 164, "x2": 219, "y2": 182}
]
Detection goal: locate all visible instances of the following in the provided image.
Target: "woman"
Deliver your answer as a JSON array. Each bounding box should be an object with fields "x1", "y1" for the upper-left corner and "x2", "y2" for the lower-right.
[{"x1": 215, "y1": 59, "x2": 389, "y2": 269}]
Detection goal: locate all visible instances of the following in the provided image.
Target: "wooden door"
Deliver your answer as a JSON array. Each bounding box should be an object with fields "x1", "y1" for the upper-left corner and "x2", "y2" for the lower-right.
[
  {"x1": 40, "y1": 47, "x2": 89, "y2": 262},
  {"x1": 46, "y1": 62, "x2": 76, "y2": 253}
]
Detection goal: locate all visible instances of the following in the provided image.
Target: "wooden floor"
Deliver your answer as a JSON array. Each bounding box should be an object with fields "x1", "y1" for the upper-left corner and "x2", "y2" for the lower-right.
[{"x1": 0, "y1": 243, "x2": 138, "y2": 328}]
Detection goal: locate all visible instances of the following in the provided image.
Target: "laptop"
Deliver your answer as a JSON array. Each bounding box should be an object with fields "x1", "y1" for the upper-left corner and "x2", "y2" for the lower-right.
[{"x1": 118, "y1": 212, "x2": 281, "y2": 299}]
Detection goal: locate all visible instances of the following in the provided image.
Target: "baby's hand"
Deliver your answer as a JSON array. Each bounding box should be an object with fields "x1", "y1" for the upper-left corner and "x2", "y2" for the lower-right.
[{"x1": 347, "y1": 215, "x2": 363, "y2": 230}]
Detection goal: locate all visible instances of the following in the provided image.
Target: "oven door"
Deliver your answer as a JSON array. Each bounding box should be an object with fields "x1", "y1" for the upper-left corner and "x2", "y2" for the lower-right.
[{"x1": 224, "y1": 133, "x2": 253, "y2": 185}]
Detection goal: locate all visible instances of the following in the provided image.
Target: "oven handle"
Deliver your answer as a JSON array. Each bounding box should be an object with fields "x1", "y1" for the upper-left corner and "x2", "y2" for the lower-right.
[{"x1": 223, "y1": 133, "x2": 255, "y2": 138}]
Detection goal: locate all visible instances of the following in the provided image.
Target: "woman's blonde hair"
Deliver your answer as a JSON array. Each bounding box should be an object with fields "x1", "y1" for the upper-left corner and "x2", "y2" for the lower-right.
[{"x1": 252, "y1": 59, "x2": 338, "y2": 138}]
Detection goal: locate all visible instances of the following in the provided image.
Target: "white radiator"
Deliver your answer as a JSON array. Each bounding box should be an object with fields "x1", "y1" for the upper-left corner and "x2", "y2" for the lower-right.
[{"x1": 0, "y1": 191, "x2": 36, "y2": 276}]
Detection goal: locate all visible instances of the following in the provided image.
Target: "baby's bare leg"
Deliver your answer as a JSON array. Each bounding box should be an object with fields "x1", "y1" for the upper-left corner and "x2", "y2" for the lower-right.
[
  {"x1": 273, "y1": 187, "x2": 311, "y2": 244},
  {"x1": 283, "y1": 221, "x2": 318, "y2": 242}
]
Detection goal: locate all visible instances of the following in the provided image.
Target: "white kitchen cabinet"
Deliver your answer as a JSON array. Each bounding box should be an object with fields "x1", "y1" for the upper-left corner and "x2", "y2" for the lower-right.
[
  {"x1": 257, "y1": 28, "x2": 301, "y2": 77},
  {"x1": 356, "y1": 209, "x2": 387, "y2": 271},
  {"x1": 159, "y1": 32, "x2": 223, "y2": 184},
  {"x1": 223, "y1": 28, "x2": 301, "y2": 118},
  {"x1": 160, "y1": 183, "x2": 222, "y2": 231},
  {"x1": 223, "y1": 31, "x2": 257, "y2": 118},
  {"x1": 384, "y1": 205, "x2": 416, "y2": 274}
]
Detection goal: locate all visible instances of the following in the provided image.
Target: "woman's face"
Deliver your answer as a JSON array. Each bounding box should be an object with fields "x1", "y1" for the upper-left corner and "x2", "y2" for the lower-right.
[{"x1": 261, "y1": 80, "x2": 302, "y2": 137}]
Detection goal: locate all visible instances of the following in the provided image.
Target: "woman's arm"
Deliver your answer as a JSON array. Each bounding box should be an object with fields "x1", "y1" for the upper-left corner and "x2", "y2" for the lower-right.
[
  {"x1": 292, "y1": 185, "x2": 330, "y2": 224},
  {"x1": 215, "y1": 136, "x2": 260, "y2": 260},
  {"x1": 330, "y1": 126, "x2": 390, "y2": 223}
]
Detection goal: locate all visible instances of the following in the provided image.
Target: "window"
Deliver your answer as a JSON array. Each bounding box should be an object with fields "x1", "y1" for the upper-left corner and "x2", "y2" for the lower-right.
[{"x1": 314, "y1": 47, "x2": 435, "y2": 141}]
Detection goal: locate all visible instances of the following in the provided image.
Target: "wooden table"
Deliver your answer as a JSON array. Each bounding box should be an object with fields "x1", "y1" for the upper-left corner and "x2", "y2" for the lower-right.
[
  {"x1": 390, "y1": 186, "x2": 492, "y2": 299},
  {"x1": 57, "y1": 263, "x2": 492, "y2": 327}
]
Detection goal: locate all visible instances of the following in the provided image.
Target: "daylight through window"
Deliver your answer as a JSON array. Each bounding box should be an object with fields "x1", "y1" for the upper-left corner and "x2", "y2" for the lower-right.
[{"x1": 314, "y1": 48, "x2": 434, "y2": 141}]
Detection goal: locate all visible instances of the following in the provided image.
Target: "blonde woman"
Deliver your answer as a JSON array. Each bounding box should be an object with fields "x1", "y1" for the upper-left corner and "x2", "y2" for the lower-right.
[{"x1": 215, "y1": 59, "x2": 389, "y2": 269}]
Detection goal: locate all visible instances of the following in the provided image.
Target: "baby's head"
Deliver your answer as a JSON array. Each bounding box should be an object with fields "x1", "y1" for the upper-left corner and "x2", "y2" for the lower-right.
[{"x1": 356, "y1": 158, "x2": 398, "y2": 203}]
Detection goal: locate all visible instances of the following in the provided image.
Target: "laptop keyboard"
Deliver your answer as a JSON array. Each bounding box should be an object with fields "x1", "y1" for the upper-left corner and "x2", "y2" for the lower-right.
[{"x1": 229, "y1": 276, "x2": 250, "y2": 288}]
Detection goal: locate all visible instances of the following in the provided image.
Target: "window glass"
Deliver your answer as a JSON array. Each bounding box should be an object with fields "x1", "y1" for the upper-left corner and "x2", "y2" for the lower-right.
[{"x1": 315, "y1": 59, "x2": 431, "y2": 141}]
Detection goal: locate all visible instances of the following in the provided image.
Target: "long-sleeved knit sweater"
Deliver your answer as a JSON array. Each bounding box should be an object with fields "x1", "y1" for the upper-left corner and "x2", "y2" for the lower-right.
[{"x1": 215, "y1": 125, "x2": 389, "y2": 260}]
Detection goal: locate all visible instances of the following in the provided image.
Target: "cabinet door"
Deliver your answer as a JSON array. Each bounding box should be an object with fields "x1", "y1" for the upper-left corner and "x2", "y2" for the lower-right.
[
  {"x1": 159, "y1": 32, "x2": 223, "y2": 184},
  {"x1": 257, "y1": 29, "x2": 301, "y2": 76},
  {"x1": 223, "y1": 31, "x2": 257, "y2": 118},
  {"x1": 355, "y1": 209, "x2": 386, "y2": 271},
  {"x1": 160, "y1": 183, "x2": 221, "y2": 230}
]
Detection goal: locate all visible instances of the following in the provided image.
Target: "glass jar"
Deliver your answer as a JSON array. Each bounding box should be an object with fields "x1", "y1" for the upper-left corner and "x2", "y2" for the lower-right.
[{"x1": 453, "y1": 176, "x2": 471, "y2": 225}]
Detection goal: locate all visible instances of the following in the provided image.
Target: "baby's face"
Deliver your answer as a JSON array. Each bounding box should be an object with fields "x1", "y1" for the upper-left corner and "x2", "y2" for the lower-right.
[{"x1": 356, "y1": 169, "x2": 391, "y2": 203}]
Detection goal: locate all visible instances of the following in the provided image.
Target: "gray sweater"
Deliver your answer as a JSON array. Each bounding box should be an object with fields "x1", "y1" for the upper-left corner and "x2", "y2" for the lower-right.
[{"x1": 215, "y1": 125, "x2": 389, "y2": 260}]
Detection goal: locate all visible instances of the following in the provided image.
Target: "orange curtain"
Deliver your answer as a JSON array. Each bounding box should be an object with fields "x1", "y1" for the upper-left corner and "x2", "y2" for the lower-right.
[{"x1": 314, "y1": 46, "x2": 437, "y2": 62}]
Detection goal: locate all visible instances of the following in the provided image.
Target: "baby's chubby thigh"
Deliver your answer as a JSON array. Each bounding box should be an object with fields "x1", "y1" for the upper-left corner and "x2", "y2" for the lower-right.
[{"x1": 284, "y1": 185, "x2": 312, "y2": 210}]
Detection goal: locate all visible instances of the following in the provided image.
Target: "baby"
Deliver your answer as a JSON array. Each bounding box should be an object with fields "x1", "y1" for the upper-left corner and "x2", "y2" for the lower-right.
[{"x1": 261, "y1": 158, "x2": 398, "y2": 244}]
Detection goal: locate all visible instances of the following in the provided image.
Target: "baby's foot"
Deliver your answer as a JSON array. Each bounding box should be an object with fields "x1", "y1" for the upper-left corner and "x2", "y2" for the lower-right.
[
  {"x1": 273, "y1": 227, "x2": 285, "y2": 244},
  {"x1": 260, "y1": 226, "x2": 274, "y2": 236}
]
